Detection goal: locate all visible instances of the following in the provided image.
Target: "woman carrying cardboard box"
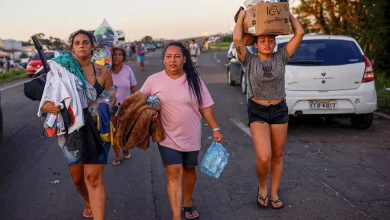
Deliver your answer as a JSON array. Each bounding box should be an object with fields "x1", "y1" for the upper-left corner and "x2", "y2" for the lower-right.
[{"x1": 233, "y1": 9, "x2": 304, "y2": 209}]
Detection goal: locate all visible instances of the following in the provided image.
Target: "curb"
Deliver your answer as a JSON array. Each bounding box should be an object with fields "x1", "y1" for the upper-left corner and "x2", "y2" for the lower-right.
[{"x1": 374, "y1": 112, "x2": 390, "y2": 120}]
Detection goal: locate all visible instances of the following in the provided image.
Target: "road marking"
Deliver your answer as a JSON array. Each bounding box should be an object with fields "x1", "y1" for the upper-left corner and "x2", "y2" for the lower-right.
[
  {"x1": 229, "y1": 117, "x2": 251, "y2": 137},
  {"x1": 217, "y1": 59, "x2": 221, "y2": 63},
  {"x1": 0, "y1": 79, "x2": 31, "y2": 91},
  {"x1": 213, "y1": 52, "x2": 217, "y2": 59},
  {"x1": 230, "y1": 116, "x2": 374, "y2": 220}
]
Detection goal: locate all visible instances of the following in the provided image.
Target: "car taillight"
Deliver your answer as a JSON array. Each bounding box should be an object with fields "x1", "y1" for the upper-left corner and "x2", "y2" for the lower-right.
[{"x1": 362, "y1": 56, "x2": 374, "y2": 83}]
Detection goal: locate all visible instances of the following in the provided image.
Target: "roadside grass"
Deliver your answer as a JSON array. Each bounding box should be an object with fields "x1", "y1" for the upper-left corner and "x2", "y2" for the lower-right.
[
  {"x1": 211, "y1": 42, "x2": 231, "y2": 49},
  {"x1": 0, "y1": 70, "x2": 27, "y2": 83},
  {"x1": 180, "y1": 36, "x2": 204, "y2": 43},
  {"x1": 375, "y1": 72, "x2": 390, "y2": 113}
]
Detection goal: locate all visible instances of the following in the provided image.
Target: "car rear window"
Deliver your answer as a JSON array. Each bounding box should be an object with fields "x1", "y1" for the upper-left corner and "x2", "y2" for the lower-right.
[
  {"x1": 31, "y1": 53, "x2": 55, "y2": 61},
  {"x1": 278, "y1": 39, "x2": 364, "y2": 66}
]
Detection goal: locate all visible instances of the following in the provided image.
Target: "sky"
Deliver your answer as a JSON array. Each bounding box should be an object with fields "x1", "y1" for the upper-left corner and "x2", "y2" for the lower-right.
[{"x1": 1, "y1": 0, "x2": 300, "y2": 42}]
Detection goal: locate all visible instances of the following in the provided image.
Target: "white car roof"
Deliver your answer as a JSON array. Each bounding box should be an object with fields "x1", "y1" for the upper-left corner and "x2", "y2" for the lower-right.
[{"x1": 276, "y1": 34, "x2": 358, "y2": 43}]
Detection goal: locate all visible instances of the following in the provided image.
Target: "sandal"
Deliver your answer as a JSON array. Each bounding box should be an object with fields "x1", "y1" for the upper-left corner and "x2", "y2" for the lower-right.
[
  {"x1": 82, "y1": 206, "x2": 93, "y2": 218},
  {"x1": 111, "y1": 159, "x2": 122, "y2": 166},
  {"x1": 123, "y1": 151, "x2": 131, "y2": 160},
  {"x1": 257, "y1": 185, "x2": 268, "y2": 207},
  {"x1": 270, "y1": 198, "x2": 284, "y2": 209},
  {"x1": 182, "y1": 206, "x2": 200, "y2": 219}
]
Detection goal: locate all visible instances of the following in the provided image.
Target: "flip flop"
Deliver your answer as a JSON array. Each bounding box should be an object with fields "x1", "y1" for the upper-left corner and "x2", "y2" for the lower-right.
[
  {"x1": 270, "y1": 199, "x2": 284, "y2": 209},
  {"x1": 123, "y1": 151, "x2": 131, "y2": 160},
  {"x1": 182, "y1": 206, "x2": 200, "y2": 219},
  {"x1": 83, "y1": 206, "x2": 92, "y2": 218},
  {"x1": 257, "y1": 185, "x2": 268, "y2": 208},
  {"x1": 111, "y1": 159, "x2": 122, "y2": 166}
]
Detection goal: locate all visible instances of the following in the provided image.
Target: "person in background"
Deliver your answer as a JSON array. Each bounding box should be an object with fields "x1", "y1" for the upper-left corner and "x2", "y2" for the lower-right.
[
  {"x1": 131, "y1": 43, "x2": 136, "y2": 58},
  {"x1": 140, "y1": 42, "x2": 223, "y2": 220},
  {"x1": 184, "y1": 41, "x2": 190, "y2": 50},
  {"x1": 110, "y1": 47, "x2": 138, "y2": 166},
  {"x1": 189, "y1": 39, "x2": 200, "y2": 67},
  {"x1": 126, "y1": 45, "x2": 133, "y2": 57},
  {"x1": 136, "y1": 42, "x2": 146, "y2": 71}
]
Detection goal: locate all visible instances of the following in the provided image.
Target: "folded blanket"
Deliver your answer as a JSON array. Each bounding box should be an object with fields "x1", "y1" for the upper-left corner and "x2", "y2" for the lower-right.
[{"x1": 114, "y1": 91, "x2": 165, "y2": 150}]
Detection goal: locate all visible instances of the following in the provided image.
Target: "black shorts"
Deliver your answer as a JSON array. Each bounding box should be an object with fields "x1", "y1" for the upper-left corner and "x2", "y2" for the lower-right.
[
  {"x1": 247, "y1": 99, "x2": 289, "y2": 125},
  {"x1": 158, "y1": 144, "x2": 199, "y2": 167}
]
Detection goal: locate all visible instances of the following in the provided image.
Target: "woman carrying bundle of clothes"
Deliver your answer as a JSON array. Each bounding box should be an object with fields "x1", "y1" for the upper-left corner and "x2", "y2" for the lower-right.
[{"x1": 39, "y1": 29, "x2": 115, "y2": 220}]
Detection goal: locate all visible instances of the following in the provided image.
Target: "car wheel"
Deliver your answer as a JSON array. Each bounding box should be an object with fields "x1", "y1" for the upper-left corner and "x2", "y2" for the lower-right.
[
  {"x1": 227, "y1": 69, "x2": 235, "y2": 86},
  {"x1": 351, "y1": 113, "x2": 373, "y2": 129},
  {"x1": 241, "y1": 72, "x2": 246, "y2": 94}
]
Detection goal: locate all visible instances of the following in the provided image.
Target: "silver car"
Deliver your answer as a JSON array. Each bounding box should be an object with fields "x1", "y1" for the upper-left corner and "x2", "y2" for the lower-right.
[{"x1": 226, "y1": 42, "x2": 256, "y2": 94}]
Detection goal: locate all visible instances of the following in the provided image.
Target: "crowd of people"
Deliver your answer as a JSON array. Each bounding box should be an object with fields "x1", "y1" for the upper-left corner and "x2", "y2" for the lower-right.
[{"x1": 36, "y1": 6, "x2": 304, "y2": 219}]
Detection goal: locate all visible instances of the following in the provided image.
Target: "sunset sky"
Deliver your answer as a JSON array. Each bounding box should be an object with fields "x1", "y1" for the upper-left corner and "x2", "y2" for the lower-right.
[{"x1": 1, "y1": 0, "x2": 299, "y2": 42}]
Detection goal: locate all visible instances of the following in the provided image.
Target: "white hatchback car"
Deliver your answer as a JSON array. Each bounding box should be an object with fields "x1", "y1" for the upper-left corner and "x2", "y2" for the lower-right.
[{"x1": 274, "y1": 34, "x2": 377, "y2": 129}]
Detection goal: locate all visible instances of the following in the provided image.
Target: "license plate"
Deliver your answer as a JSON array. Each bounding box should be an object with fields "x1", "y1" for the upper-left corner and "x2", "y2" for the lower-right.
[{"x1": 310, "y1": 100, "x2": 337, "y2": 109}]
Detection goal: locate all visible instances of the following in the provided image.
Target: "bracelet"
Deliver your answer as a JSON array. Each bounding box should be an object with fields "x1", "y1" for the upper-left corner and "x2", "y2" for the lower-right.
[{"x1": 212, "y1": 127, "x2": 221, "y2": 132}]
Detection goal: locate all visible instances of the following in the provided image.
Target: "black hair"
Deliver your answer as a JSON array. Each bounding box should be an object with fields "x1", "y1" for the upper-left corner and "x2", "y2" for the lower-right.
[
  {"x1": 112, "y1": 47, "x2": 127, "y2": 61},
  {"x1": 68, "y1": 29, "x2": 96, "y2": 55},
  {"x1": 254, "y1": 35, "x2": 277, "y2": 44},
  {"x1": 162, "y1": 42, "x2": 203, "y2": 105}
]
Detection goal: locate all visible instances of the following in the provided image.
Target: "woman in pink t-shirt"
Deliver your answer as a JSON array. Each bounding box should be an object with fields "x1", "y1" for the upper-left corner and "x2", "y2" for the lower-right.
[
  {"x1": 110, "y1": 48, "x2": 138, "y2": 166},
  {"x1": 141, "y1": 42, "x2": 223, "y2": 220}
]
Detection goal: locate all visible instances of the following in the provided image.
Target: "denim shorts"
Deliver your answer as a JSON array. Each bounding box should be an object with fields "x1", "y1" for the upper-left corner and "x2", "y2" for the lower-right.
[
  {"x1": 59, "y1": 142, "x2": 111, "y2": 166},
  {"x1": 137, "y1": 55, "x2": 145, "y2": 63},
  {"x1": 158, "y1": 144, "x2": 199, "y2": 167},
  {"x1": 247, "y1": 99, "x2": 289, "y2": 125}
]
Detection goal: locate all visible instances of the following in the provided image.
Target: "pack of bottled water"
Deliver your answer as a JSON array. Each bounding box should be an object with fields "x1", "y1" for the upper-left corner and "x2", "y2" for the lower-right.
[
  {"x1": 200, "y1": 142, "x2": 230, "y2": 179},
  {"x1": 244, "y1": 0, "x2": 288, "y2": 8}
]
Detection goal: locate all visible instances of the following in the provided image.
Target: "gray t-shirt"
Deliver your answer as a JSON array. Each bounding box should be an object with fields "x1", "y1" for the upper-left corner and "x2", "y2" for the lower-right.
[{"x1": 242, "y1": 46, "x2": 291, "y2": 100}]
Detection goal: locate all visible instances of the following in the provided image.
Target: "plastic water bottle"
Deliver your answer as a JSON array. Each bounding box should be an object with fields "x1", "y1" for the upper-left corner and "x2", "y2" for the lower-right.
[
  {"x1": 200, "y1": 142, "x2": 230, "y2": 179},
  {"x1": 146, "y1": 96, "x2": 161, "y2": 107},
  {"x1": 100, "y1": 85, "x2": 117, "y2": 103},
  {"x1": 89, "y1": 85, "x2": 118, "y2": 116}
]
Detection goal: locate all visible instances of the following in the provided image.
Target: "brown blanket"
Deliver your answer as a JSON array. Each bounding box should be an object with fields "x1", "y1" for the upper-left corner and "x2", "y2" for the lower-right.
[{"x1": 114, "y1": 91, "x2": 165, "y2": 150}]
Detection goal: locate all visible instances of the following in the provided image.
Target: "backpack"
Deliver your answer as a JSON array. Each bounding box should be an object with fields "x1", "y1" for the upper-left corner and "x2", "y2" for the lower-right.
[{"x1": 23, "y1": 67, "x2": 47, "y2": 101}]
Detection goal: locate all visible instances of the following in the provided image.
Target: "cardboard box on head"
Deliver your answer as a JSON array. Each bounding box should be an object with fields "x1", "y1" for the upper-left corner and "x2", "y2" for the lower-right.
[{"x1": 243, "y1": 2, "x2": 290, "y2": 36}]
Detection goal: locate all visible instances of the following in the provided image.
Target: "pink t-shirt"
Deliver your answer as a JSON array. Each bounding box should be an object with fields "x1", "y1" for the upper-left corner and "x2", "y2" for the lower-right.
[
  {"x1": 111, "y1": 65, "x2": 137, "y2": 106},
  {"x1": 140, "y1": 70, "x2": 214, "y2": 152}
]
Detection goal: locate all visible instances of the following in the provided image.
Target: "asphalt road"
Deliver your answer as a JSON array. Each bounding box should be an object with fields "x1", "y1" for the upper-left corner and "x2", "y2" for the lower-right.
[{"x1": 0, "y1": 48, "x2": 389, "y2": 220}]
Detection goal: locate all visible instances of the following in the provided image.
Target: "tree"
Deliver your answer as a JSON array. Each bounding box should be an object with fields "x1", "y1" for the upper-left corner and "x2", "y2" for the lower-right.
[
  {"x1": 34, "y1": 33, "x2": 45, "y2": 39},
  {"x1": 142, "y1": 36, "x2": 153, "y2": 44},
  {"x1": 20, "y1": 52, "x2": 29, "y2": 59},
  {"x1": 21, "y1": 41, "x2": 32, "y2": 46},
  {"x1": 49, "y1": 37, "x2": 66, "y2": 49},
  {"x1": 293, "y1": 0, "x2": 390, "y2": 74}
]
